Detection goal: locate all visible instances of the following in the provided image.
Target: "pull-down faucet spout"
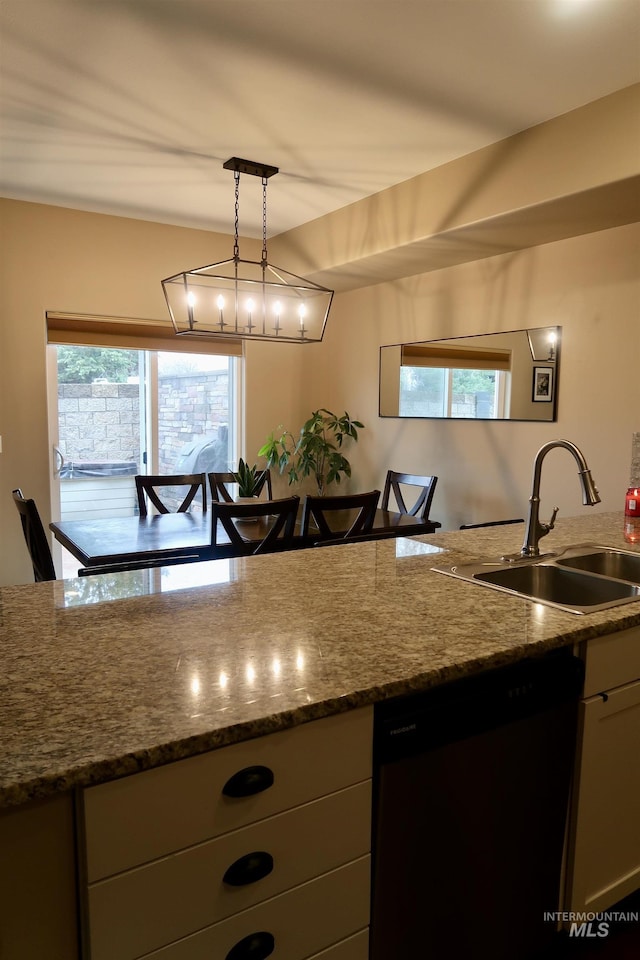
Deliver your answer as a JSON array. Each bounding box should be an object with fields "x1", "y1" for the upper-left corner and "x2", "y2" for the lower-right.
[{"x1": 519, "y1": 440, "x2": 601, "y2": 558}]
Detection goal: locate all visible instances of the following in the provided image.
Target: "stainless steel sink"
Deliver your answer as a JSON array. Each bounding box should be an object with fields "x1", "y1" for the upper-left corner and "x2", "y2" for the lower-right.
[
  {"x1": 433, "y1": 544, "x2": 640, "y2": 615},
  {"x1": 555, "y1": 547, "x2": 640, "y2": 584}
]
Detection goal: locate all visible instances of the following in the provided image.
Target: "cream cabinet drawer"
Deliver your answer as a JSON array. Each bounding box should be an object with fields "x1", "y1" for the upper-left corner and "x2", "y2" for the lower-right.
[
  {"x1": 84, "y1": 707, "x2": 372, "y2": 882},
  {"x1": 308, "y1": 930, "x2": 369, "y2": 960},
  {"x1": 88, "y1": 782, "x2": 371, "y2": 960},
  {"x1": 582, "y1": 625, "x2": 640, "y2": 697},
  {"x1": 141, "y1": 856, "x2": 371, "y2": 960}
]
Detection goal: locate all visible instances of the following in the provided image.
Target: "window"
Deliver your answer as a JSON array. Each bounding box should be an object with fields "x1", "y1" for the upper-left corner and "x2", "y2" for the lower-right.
[{"x1": 50, "y1": 344, "x2": 240, "y2": 523}]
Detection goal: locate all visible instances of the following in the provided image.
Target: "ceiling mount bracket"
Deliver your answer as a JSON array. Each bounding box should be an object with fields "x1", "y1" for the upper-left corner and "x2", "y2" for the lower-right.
[{"x1": 222, "y1": 157, "x2": 279, "y2": 179}]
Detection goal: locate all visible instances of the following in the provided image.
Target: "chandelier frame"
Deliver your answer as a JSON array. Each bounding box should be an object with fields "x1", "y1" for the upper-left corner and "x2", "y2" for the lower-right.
[{"x1": 162, "y1": 157, "x2": 334, "y2": 344}]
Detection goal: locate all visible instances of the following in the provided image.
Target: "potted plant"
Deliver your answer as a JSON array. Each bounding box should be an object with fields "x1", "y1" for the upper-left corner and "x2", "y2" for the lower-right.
[
  {"x1": 233, "y1": 458, "x2": 264, "y2": 500},
  {"x1": 259, "y1": 409, "x2": 364, "y2": 496}
]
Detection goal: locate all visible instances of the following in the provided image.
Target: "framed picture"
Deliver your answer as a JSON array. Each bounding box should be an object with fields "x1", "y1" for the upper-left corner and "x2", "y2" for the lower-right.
[{"x1": 532, "y1": 365, "x2": 554, "y2": 402}]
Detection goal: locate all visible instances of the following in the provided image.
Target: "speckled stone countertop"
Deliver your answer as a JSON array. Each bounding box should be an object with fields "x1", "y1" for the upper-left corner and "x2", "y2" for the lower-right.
[{"x1": 2, "y1": 511, "x2": 639, "y2": 809}]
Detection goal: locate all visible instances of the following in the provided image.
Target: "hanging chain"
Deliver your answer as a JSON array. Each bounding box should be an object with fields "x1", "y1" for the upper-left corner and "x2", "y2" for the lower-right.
[
  {"x1": 261, "y1": 177, "x2": 268, "y2": 265},
  {"x1": 233, "y1": 169, "x2": 240, "y2": 260}
]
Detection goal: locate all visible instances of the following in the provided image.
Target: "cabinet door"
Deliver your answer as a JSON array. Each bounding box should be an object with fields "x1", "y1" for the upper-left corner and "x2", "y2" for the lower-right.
[
  {"x1": 566, "y1": 679, "x2": 640, "y2": 913},
  {"x1": 0, "y1": 794, "x2": 79, "y2": 960}
]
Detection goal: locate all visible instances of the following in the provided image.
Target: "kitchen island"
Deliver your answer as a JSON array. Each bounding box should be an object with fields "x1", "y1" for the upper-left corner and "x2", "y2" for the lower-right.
[{"x1": 1, "y1": 511, "x2": 639, "y2": 958}]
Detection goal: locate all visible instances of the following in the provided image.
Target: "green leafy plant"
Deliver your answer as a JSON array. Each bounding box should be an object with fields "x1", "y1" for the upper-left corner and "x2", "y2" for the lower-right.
[
  {"x1": 234, "y1": 458, "x2": 264, "y2": 498},
  {"x1": 259, "y1": 409, "x2": 364, "y2": 496}
]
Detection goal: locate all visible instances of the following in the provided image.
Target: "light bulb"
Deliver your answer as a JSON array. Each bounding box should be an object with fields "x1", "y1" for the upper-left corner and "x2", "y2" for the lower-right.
[
  {"x1": 246, "y1": 298, "x2": 255, "y2": 314},
  {"x1": 216, "y1": 295, "x2": 225, "y2": 310},
  {"x1": 274, "y1": 301, "x2": 282, "y2": 316},
  {"x1": 187, "y1": 292, "x2": 196, "y2": 307}
]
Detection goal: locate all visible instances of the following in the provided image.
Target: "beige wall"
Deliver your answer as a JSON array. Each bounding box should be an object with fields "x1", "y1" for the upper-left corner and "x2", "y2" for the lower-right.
[
  {"x1": 0, "y1": 199, "x2": 300, "y2": 585},
  {"x1": 1, "y1": 87, "x2": 639, "y2": 585},
  {"x1": 1, "y1": 208, "x2": 639, "y2": 586},
  {"x1": 292, "y1": 222, "x2": 640, "y2": 530}
]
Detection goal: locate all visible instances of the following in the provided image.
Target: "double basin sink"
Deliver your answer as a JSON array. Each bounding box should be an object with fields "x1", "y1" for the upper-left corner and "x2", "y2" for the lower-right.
[{"x1": 434, "y1": 544, "x2": 640, "y2": 615}]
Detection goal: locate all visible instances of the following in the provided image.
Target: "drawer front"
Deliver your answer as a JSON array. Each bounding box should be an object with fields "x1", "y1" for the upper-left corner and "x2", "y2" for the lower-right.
[
  {"x1": 582, "y1": 625, "x2": 640, "y2": 697},
  {"x1": 308, "y1": 930, "x2": 369, "y2": 960},
  {"x1": 88, "y1": 783, "x2": 371, "y2": 960},
  {"x1": 140, "y1": 856, "x2": 370, "y2": 960},
  {"x1": 84, "y1": 706, "x2": 372, "y2": 881}
]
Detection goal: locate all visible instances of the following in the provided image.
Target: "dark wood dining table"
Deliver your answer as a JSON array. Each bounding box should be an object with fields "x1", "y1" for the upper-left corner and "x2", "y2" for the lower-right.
[{"x1": 50, "y1": 508, "x2": 440, "y2": 571}]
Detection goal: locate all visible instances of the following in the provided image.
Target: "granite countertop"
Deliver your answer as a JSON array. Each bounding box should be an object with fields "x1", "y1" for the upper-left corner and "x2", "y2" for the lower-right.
[{"x1": 1, "y1": 511, "x2": 639, "y2": 809}]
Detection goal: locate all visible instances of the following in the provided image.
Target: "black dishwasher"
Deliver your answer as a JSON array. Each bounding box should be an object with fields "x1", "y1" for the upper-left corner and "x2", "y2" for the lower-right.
[{"x1": 370, "y1": 650, "x2": 584, "y2": 960}]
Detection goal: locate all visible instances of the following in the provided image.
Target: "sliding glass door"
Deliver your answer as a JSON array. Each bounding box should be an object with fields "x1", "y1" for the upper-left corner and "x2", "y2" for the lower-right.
[{"x1": 48, "y1": 344, "x2": 240, "y2": 531}]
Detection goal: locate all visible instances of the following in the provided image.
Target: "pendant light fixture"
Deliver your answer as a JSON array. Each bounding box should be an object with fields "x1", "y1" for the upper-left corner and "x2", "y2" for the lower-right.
[{"x1": 162, "y1": 157, "x2": 333, "y2": 343}]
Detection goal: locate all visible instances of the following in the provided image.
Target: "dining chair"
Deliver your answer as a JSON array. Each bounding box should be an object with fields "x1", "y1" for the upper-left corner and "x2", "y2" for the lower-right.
[
  {"x1": 381, "y1": 471, "x2": 439, "y2": 522},
  {"x1": 301, "y1": 490, "x2": 381, "y2": 543},
  {"x1": 208, "y1": 469, "x2": 273, "y2": 503},
  {"x1": 12, "y1": 488, "x2": 57, "y2": 582},
  {"x1": 135, "y1": 474, "x2": 207, "y2": 516},
  {"x1": 212, "y1": 496, "x2": 300, "y2": 556}
]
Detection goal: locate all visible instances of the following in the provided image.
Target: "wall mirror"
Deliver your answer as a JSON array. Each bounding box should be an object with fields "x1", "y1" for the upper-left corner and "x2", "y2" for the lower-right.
[{"x1": 379, "y1": 325, "x2": 560, "y2": 422}]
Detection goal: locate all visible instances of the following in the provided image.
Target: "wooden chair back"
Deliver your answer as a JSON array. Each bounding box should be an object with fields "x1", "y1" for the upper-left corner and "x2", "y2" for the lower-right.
[
  {"x1": 135, "y1": 474, "x2": 207, "y2": 516},
  {"x1": 301, "y1": 490, "x2": 380, "y2": 542},
  {"x1": 381, "y1": 471, "x2": 438, "y2": 520},
  {"x1": 208, "y1": 470, "x2": 273, "y2": 503},
  {"x1": 12, "y1": 488, "x2": 57, "y2": 582},
  {"x1": 212, "y1": 496, "x2": 300, "y2": 556}
]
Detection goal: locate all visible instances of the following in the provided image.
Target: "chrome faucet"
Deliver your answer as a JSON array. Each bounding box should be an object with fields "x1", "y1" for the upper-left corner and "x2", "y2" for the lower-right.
[{"x1": 518, "y1": 440, "x2": 601, "y2": 558}]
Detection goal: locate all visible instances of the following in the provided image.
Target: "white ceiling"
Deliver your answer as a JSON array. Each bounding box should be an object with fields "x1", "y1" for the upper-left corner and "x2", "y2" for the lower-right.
[{"x1": 1, "y1": 0, "x2": 639, "y2": 239}]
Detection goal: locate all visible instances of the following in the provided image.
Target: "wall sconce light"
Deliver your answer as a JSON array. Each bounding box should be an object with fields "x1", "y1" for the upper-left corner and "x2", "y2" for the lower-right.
[{"x1": 527, "y1": 325, "x2": 561, "y2": 362}]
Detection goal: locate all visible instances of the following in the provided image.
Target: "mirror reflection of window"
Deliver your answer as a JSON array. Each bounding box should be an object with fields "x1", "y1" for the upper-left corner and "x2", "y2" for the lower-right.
[{"x1": 399, "y1": 366, "x2": 506, "y2": 419}]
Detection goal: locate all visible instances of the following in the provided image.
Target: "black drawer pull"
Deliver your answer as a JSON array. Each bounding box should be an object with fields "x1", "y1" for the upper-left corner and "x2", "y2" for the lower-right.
[
  {"x1": 223, "y1": 851, "x2": 274, "y2": 887},
  {"x1": 225, "y1": 931, "x2": 275, "y2": 960},
  {"x1": 222, "y1": 765, "x2": 274, "y2": 798}
]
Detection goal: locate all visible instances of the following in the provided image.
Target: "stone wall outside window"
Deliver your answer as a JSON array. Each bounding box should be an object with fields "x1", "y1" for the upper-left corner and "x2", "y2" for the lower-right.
[{"x1": 57, "y1": 372, "x2": 229, "y2": 472}]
